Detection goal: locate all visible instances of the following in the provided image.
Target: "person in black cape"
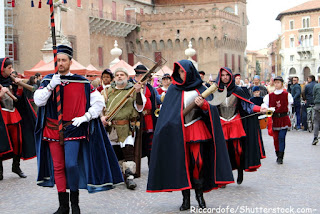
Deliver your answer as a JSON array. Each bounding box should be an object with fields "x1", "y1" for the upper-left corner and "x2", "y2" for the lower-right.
[
  {"x1": 216, "y1": 67, "x2": 267, "y2": 185},
  {"x1": 147, "y1": 60, "x2": 234, "y2": 211},
  {"x1": 0, "y1": 57, "x2": 36, "y2": 181}
]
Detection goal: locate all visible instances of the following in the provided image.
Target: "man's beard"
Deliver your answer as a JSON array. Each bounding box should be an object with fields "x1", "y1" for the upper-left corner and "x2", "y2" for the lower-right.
[{"x1": 115, "y1": 80, "x2": 125, "y2": 86}]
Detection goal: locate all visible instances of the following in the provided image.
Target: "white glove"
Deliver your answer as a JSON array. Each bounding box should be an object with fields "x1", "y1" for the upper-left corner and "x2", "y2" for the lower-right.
[
  {"x1": 47, "y1": 74, "x2": 61, "y2": 90},
  {"x1": 72, "y1": 112, "x2": 92, "y2": 127}
]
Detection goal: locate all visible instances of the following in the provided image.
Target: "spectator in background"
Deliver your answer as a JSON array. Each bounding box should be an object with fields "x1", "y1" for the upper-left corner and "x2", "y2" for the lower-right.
[
  {"x1": 243, "y1": 78, "x2": 250, "y2": 88},
  {"x1": 312, "y1": 75, "x2": 320, "y2": 145},
  {"x1": 198, "y1": 71, "x2": 210, "y2": 87},
  {"x1": 291, "y1": 76, "x2": 302, "y2": 130},
  {"x1": 267, "y1": 77, "x2": 276, "y2": 94},
  {"x1": 250, "y1": 86, "x2": 263, "y2": 106},
  {"x1": 34, "y1": 73, "x2": 42, "y2": 88},
  {"x1": 157, "y1": 73, "x2": 171, "y2": 95},
  {"x1": 302, "y1": 75, "x2": 316, "y2": 131},
  {"x1": 248, "y1": 75, "x2": 268, "y2": 97},
  {"x1": 287, "y1": 77, "x2": 293, "y2": 93},
  {"x1": 97, "y1": 69, "x2": 113, "y2": 92},
  {"x1": 234, "y1": 73, "x2": 244, "y2": 87}
]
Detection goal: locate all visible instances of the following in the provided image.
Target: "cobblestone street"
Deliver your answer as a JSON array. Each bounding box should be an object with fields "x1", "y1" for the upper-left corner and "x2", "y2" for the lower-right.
[{"x1": 0, "y1": 129, "x2": 319, "y2": 214}]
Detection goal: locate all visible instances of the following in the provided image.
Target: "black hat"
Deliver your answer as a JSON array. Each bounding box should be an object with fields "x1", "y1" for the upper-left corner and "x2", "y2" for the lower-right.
[
  {"x1": 162, "y1": 73, "x2": 171, "y2": 79},
  {"x1": 274, "y1": 76, "x2": 284, "y2": 82},
  {"x1": 198, "y1": 71, "x2": 205, "y2": 75},
  {"x1": 57, "y1": 45, "x2": 73, "y2": 59},
  {"x1": 134, "y1": 65, "x2": 148, "y2": 74},
  {"x1": 234, "y1": 73, "x2": 241, "y2": 78},
  {"x1": 102, "y1": 68, "x2": 114, "y2": 80}
]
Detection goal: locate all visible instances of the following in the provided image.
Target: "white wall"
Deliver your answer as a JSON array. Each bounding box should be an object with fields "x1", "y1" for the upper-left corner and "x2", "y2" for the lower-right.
[{"x1": 0, "y1": 0, "x2": 5, "y2": 58}]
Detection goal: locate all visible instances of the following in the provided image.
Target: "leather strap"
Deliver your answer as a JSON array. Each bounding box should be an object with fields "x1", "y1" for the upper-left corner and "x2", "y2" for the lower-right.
[
  {"x1": 46, "y1": 120, "x2": 73, "y2": 130},
  {"x1": 272, "y1": 112, "x2": 288, "y2": 118},
  {"x1": 111, "y1": 120, "x2": 129, "y2": 125}
]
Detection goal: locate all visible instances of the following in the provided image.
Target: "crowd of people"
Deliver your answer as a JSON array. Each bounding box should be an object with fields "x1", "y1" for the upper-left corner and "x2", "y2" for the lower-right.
[{"x1": 0, "y1": 45, "x2": 318, "y2": 213}]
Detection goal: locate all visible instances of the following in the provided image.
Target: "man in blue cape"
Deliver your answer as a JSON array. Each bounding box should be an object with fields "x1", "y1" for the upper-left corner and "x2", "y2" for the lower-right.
[
  {"x1": 34, "y1": 45, "x2": 123, "y2": 214},
  {"x1": 147, "y1": 60, "x2": 234, "y2": 211}
]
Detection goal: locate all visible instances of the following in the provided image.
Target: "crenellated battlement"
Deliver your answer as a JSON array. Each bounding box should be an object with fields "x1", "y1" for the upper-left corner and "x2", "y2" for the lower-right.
[{"x1": 137, "y1": 9, "x2": 240, "y2": 24}]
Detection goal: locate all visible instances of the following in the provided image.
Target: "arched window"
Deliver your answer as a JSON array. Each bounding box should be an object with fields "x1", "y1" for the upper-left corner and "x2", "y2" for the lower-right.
[
  {"x1": 309, "y1": 35, "x2": 313, "y2": 46},
  {"x1": 159, "y1": 40, "x2": 165, "y2": 50},
  {"x1": 191, "y1": 38, "x2": 196, "y2": 48},
  {"x1": 198, "y1": 37, "x2": 204, "y2": 48},
  {"x1": 183, "y1": 39, "x2": 188, "y2": 49},
  {"x1": 305, "y1": 35, "x2": 308, "y2": 47},
  {"x1": 167, "y1": 39, "x2": 173, "y2": 49},
  {"x1": 144, "y1": 41, "x2": 149, "y2": 51},
  {"x1": 175, "y1": 39, "x2": 180, "y2": 49},
  {"x1": 289, "y1": 67, "x2": 296, "y2": 75},
  {"x1": 152, "y1": 40, "x2": 157, "y2": 51},
  {"x1": 224, "y1": 7, "x2": 234, "y2": 14}
]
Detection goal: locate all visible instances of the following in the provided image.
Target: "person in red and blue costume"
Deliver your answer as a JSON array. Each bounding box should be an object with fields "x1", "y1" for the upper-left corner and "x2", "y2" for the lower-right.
[
  {"x1": 34, "y1": 45, "x2": 123, "y2": 214},
  {"x1": 147, "y1": 60, "x2": 234, "y2": 211},
  {"x1": 0, "y1": 57, "x2": 36, "y2": 181},
  {"x1": 215, "y1": 67, "x2": 267, "y2": 185}
]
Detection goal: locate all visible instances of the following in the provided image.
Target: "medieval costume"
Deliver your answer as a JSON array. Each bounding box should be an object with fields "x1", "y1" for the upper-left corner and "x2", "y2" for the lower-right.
[
  {"x1": 0, "y1": 57, "x2": 36, "y2": 181},
  {"x1": 134, "y1": 65, "x2": 159, "y2": 165},
  {"x1": 147, "y1": 60, "x2": 234, "y2": 211},
  {"x1": 216, "y1": 67, "x2": 266, "y2": 185},
  {"x1": 34, "y1": 45, "x2": 123, "y2": 214},
  {"x1": 262, "y1": 76, "x2": 293, "y2": 164},
  {"x1": 157, "y1": 73, "x2": 171, "y2": 95},
  {"x1": 97, "y1": 68, "x2": 113, "y2": 93},
  {"x1": 101, "y1": 67, "x2": 146, "y2": 190}
]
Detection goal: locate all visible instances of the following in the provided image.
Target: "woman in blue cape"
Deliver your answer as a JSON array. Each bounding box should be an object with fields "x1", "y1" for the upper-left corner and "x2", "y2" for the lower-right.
[{"x1": 147, "y1": 60, "x2": 234, "y2": 211}]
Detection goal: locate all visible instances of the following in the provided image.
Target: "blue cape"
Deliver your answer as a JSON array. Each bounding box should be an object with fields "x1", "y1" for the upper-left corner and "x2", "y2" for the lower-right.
[
  {"x1": 147, "y1": 60, "x2": 234, "y2": 192},
  {"x1": 35, "y1": 74, "x2": 123, "y2": 193}
]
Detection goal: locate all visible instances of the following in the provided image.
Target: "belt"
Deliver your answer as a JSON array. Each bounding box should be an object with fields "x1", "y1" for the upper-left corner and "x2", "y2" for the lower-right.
[
  {"x1": 272, "y1": 112, "x2": 288, "y2": 118},
  {"x1": 111, "y1": 120, "x2": 129, "y2": 125},
  {"x1": 143, "y1": 109, "x2": 152, "y2": 115},
  {"x1": 46, "y1": 120, "x2": 73, "y2": 130}
]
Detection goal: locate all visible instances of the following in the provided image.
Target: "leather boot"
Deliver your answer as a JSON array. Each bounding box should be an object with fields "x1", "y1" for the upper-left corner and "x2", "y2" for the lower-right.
[
  {"x1": 237, "y1": 168, "x2": 243, "y2": 185},
  {"x1": 194, "y1": 179, "x2": 206, "y2": 208},
  {"x1": 125, "y1": 169, "x2": 137, "y2": 190},
  {"x1": 278, "y1": 152, "x2": 284, "y2": 164},
  {"x1": 70, "y1": 191, "x2": 80, "y2": 214},
  {"x1": 179, "y1": 189, "x2": 190, "y2": 211},
  {"x1": 275, "y1": 151, "x2": 280, "y2": 164},
  {"x1": 54, "y1": 192, "x2": 70, "y2": 214},
  {"x1": 12, "y1": 155, "x2": 27, "y2": 178},
  {"x1": 0, "y1": 158, "x2": 3, "y2": 180}
]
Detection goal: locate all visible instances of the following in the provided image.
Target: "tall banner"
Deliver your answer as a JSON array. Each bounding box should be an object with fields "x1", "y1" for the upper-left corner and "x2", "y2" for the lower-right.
[{"x1": 0, "y1": 0, "x2": 5, "y2": 58}]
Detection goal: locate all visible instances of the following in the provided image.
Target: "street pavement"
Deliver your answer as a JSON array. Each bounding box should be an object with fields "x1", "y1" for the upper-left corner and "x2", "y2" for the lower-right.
[{"x1": 0, "y1": 129, "x2": 319, "y2": 214}]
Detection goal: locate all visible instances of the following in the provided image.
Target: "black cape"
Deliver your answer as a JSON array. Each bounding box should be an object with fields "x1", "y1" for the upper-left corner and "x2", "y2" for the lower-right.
[
  {"x1": 216, "y1": 67, "x2": 266, "y2": 171},
  {"x1": 147, "y1": 60, "x2": 234, "y2": 192},
  {"x1": 0, "y1": 57, "x2": 36, "y2": 160}
]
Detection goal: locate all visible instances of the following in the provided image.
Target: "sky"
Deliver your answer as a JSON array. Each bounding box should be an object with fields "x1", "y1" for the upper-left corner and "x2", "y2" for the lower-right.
[{"x1": 246, "y1": 0, "x2": 311, "y2": 50}]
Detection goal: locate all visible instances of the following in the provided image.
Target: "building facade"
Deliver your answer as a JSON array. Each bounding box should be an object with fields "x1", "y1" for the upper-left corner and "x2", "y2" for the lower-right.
[
  {"x1": 4, "y1": 0, "x2": 247, "y2": 79},
  {"x1": 276, "y1": 0, "x2": 320, "y2": 82}
]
